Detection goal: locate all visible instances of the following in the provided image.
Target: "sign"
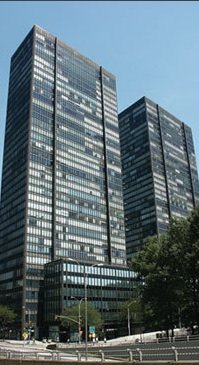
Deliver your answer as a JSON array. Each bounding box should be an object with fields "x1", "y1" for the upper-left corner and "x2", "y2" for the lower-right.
[
  {"x1": 89, "y1": 325, "x2": 95, "y2": 334},
  {"x1": 22, "y1": 332, "x2": 28, "y2": 340}
]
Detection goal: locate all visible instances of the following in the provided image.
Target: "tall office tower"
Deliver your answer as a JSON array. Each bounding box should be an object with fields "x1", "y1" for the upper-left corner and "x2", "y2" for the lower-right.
[
  {"x1": 119, "y1": 96, "x2": 199, "y2": 258},
  {"x1": 0, "y1": 25, "x2": 126, "y2": 337}
]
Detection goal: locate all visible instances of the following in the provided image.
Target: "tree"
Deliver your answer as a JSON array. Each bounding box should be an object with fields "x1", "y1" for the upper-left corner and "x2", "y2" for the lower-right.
[
  {"x1": 131, "y1": 218, "x2": 188, "y2": 335},
  {"x1": 130, "y1": 206, "x2": 199, "y2": 334},
  {"x1": 181, "y1": 205, "x2": 199, "y2": 329},
  {"x1": 119, "y1": 293, "x2": 144, "y2": 335},
  {"x1": 0, "y1": 305, "x2": 16, "y2": 338},
  {"x1": 60, "y1": 301, "x2": 103, "y2": 336}
]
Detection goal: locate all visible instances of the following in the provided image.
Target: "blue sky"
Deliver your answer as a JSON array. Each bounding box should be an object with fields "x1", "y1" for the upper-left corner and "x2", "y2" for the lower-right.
[{"x1": 0, "y1": 1, "x2": 199, "y2": 185}]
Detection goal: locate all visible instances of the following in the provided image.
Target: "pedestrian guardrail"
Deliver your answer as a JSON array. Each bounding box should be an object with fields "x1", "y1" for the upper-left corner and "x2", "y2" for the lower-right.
[
  {"x1": 1, "y1": 339, "x2": 199, "y2": 362},
  {"x1": 85, "y1": 344, "x2": 199, "y2": 362}
]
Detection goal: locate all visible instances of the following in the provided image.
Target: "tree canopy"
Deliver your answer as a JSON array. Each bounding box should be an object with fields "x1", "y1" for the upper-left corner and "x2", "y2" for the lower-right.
[
  {"x1": 60, "y1": 301, "x2": 103, "y2": 335},
  {"x1": 0, "y1": 305, "x2": 16, "y2": 337},
  {"x1": 130, "y1": 205, "x2": 199, "y2": 334}
]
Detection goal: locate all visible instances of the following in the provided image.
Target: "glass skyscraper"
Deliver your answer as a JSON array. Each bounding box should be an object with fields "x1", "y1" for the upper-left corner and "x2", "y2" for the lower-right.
[
  {"x1": 119, "y1": 97, "x2": 199, "y2": 258},
  {"x1": 0, "y1": 25, "x2": 127, "y2": 338}
]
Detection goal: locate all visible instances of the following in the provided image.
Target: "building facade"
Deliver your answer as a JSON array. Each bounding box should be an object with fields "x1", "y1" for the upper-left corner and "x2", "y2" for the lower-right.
[
  {"x1": 119, "y1": 97, "x2": 199, "y2": 258},
  {"x1": 0, "y1": 25, "x2": 127, "y2": 338},
  {"x1": 44, "y1": 260, "x2": 135, "y2": 340}
]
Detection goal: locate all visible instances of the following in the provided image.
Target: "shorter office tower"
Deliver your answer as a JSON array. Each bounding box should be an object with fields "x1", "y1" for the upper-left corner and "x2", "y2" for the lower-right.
[
  {"x1": 119, "y1": 97, "x2": 199, "y2": 258},
  {"x1": 44, "y1": 260, "x2": 135, "y2": 340}
]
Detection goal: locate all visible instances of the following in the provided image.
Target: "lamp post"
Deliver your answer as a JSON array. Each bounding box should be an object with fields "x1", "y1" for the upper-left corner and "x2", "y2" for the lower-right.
[
  {"x1": 27, "y1": 309, "x2": 31, "y2": 340},
  {"x1": 127, "y1": 300, "x2": 136, "y2": 337},
  {"x1": 71, "y1": 296, "x2": 85, "y2": 344},
  {"x1": 84, "y1": 263, "x2": 103, "y2": 360},
  {"x1": 55, "y1": 314, "x2": 79, "y2": 342},
  {"x1": 22, "y1": 306, "x2": 31, "y2": 340},
  {"x1": 84, "y1": 268, "x2": 88, "y2": 359},
  {"x1": 68, "y1": 259, "x2": 103, "y2": 360},
  {"x1": 127, "y1": 305, "x2": 131, "y2": 336}
]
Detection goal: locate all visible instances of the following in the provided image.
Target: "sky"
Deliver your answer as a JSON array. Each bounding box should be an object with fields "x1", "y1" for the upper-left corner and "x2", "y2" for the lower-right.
[{"x1": 0, "y1": 1, "x2": 199, "y2": 186}]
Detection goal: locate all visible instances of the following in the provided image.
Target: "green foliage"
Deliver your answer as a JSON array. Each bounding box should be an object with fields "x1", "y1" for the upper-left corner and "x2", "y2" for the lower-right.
[
  {"x1": 130, "y1": 206, "x2": 199, "y2": 333},
  {"x1": 182, "y1": 205, "x2": 199, "y2": 327},
  {"x1": 61, "y1": 301, "x2": 103, "y2": 333},
  {"x1": 0, "y1": 305, "x2": 16, "y2": 329},
  {"x1": 119, "y1": 296, "x2": 144, "y2": 325},
  {"x1": 131, "y1": 236, "x2": 161, "y2": 277}
]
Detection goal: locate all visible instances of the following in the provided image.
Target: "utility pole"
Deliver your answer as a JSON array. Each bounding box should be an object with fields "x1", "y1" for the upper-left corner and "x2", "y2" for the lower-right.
[
  {"x1": 71, "y1": 296, "x2": 85, "y2": 344},
  {"x1": 68, "y1": 258, "x2": 103, "y2": 361},
  {"x1": 84, "y1": 266, "x2": 88, "y2": 361},
  {"x1": 127, "y1": 305, "x2": 130, "y2": 336},
  {"x1": 127, "y1": 300, "x2": 136, "y2": 336}
]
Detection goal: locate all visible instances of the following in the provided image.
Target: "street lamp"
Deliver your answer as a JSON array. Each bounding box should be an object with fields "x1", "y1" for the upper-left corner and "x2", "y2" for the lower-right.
[
  {"x1": 68, "y1": 258, "x2": 103, "y2": 360},
  {"x1": 127, "y1": 305, "x2": 130, "y2": 336},
  {"x1": 22, "y1": 306, "x2": 31, "y2": 340},
  {"x1": 26, "y1": 309, "x2": 31, "y2": 340},
  {"x1": 127, "y1": 300, "x2": 135, "y2": 336},
  {"x1": 70, "y1": 296, "x2": 85, "y2": 344},
  {"x1": 55, "y1": 314, "x2": 79, "y2": 342}
]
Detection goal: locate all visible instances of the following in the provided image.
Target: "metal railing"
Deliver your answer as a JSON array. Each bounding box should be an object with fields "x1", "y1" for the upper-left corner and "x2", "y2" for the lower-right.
[
  {"x1": 1, "y1": 345, "x2": 199, "y2": 362},
  {"x1": 0, "y1": 349, "x2": 78, "y2": 362},
  {"x1": 1, "y1": 336, "x2": 199, "y2": 362}
]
